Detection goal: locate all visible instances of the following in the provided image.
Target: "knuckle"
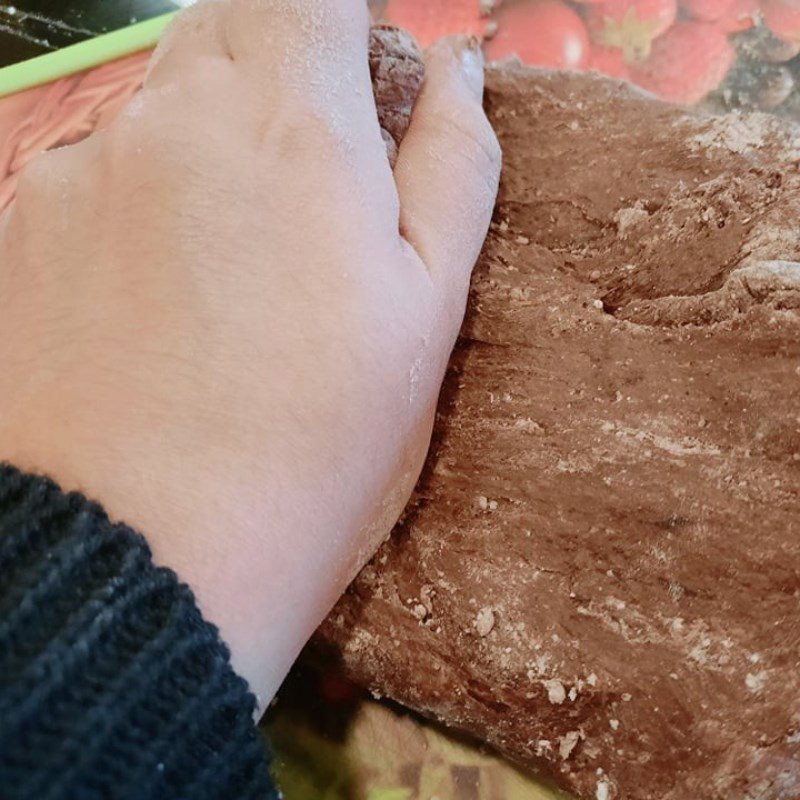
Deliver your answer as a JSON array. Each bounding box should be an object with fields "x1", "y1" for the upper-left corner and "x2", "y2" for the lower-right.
[
  {"x1": 429, "y1": 105, "x2": 502, "y2": 176},
  {"x1": 14, "y1": 148, "x2": 71, "y2": 203},
  {"x1": 170, "y1": 0, "x2": 226, "y2": 36},
  {"x1": 230, "y1": 0, "x2": 366, "y2": 32},
  {"x1": 467, "y1": 111, "x2": 503, "y2": 173},
  {"x1": 267, "y1": 101, "x2": 362, "y2": 170}
]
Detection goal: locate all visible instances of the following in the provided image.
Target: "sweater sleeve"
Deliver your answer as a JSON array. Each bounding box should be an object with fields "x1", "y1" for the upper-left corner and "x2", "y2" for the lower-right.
[{"x1": 0, "y1": 464, "x2": 279, "y2": 800}]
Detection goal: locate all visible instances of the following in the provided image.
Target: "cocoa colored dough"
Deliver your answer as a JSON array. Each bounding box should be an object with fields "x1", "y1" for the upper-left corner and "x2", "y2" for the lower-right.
[
  {"x1": 315, "y1": 65, "x2": 800, "y2": 800},
  {"x1": 369, "y1": 25, "x2": 424, "y2": 167}
]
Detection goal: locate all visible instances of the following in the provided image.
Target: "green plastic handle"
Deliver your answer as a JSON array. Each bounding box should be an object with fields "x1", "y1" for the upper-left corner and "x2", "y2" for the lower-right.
[{"x1": 0, "y1": 12, "x2": 178, "y2": 99}]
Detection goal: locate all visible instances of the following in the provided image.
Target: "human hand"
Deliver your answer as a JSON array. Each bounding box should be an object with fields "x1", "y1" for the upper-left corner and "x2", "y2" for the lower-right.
[{"x1": 0, "y1": 0, "x2": 500, "y2": 707}]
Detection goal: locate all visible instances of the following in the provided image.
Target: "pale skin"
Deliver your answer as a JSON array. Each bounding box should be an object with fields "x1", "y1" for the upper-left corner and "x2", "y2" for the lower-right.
[{"x1": 0, "y1": 0, "x2": 501, "y2": 710}]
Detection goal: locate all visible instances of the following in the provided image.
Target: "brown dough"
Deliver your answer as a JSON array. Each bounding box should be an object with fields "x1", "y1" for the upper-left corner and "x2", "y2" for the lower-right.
[
  {"x1": 369, "y1": 24, "x2": 424, "y2": 167},
  {"x1": 314, "y1": 66, "x2": 800, "y2": 800}
]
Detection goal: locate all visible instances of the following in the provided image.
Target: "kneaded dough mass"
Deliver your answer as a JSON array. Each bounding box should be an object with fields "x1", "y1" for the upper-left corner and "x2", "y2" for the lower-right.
[{"x1": 326, "y1": 58, "x2": 800, "y2": 800}]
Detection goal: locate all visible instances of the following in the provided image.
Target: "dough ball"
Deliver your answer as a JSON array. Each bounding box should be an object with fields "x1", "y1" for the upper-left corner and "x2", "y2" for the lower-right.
[{"x1": 369, "y1": 24, "x2": 425, "y2": 167}]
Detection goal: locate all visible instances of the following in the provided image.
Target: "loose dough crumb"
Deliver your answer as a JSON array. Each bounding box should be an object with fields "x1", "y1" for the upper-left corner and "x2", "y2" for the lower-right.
[
  {"x1": 614, "y1": 203, "x2": 649, "y2": 238},
  {"x1": 411, "y1": 603, "x2": 428, "y2": 621},
  {"x1": 745, "y1": 671, "x2": 767, "y2": 693},
  {"x1": 560, "y1": 730, "x2": 582, "y2": 760},
  {"x1": 477, "y1": 495, "x2": 499, "y2": 511},
  {"x1": 543, "y1": 678, "x2": 567, "y2": 705},
  {"x1": 475, "y1": 606, "x2": 496, "y2": 637}
]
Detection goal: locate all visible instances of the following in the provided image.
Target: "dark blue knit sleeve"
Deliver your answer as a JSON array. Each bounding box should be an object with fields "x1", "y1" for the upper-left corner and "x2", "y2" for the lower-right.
[{"x1": 0, "y1": 464, "x2": 278, "y2": 800}]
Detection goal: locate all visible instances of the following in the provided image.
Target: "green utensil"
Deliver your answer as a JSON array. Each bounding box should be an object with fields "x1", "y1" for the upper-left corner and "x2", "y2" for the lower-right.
[{"x1": 0, "y1": 11, "x2": 176, "y2": 99}]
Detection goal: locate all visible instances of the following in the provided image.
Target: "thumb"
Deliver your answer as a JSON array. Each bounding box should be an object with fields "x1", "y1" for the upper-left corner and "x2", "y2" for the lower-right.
[{"x1": 394, "y1": 36, "x2": 501, "y2": 301}]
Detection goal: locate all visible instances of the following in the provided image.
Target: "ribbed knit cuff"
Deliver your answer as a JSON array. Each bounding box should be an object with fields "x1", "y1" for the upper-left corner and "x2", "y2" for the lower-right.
[{"x1": 0, "y1": 464, "x2": 277, "y2": 800}]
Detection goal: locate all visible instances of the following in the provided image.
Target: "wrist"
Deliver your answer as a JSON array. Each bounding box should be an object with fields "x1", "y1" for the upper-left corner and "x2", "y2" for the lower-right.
[
  {"x1": 0, "y1": 382, "x2": 433, "y2": 711},
  {"x1": 0, "y1": 406, "x2": 357, "y2": 710}
]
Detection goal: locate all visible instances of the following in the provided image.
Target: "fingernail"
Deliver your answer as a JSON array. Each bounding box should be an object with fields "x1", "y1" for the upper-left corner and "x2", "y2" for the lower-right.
[
  {"x1": 456, "y1": 36, "x2": 485, "y2": 99},
  {"x1": 427, "y1": 35, "x2": 486, "y2": 98}
]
